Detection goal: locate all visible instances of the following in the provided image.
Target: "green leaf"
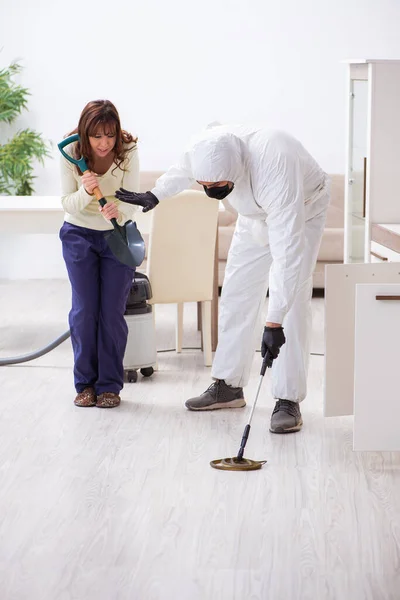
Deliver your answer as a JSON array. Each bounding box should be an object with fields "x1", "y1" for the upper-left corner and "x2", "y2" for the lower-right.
[{"x1": 0, "y1": 61, "x2": 51, "y2": 195}]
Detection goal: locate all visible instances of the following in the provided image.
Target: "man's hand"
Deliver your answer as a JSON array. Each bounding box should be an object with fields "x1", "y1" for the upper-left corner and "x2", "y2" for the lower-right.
[
  {"x1": 115, "y1": 189, "x2": 159, "y2": 213},
  {"x1": 261, "y1": 326, "x2": 286, "y2": 359}
]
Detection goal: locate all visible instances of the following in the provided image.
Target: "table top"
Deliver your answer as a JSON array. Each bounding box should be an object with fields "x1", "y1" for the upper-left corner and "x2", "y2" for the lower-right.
[{"x1": 0, "y1": 196, "x2": 62, "y2": 211}]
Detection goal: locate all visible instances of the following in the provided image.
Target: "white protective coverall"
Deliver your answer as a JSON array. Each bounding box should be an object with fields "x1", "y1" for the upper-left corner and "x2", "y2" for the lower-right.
[{"x1": 151, "y1": 123, "x2": 330, "y2": 402}]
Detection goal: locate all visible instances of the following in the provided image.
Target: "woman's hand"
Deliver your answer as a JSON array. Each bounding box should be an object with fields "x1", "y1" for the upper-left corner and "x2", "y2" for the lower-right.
[
  {"x1": 82, "y1": 171, "x2": 99, "y2": 195},
  {"x1": 99, "y1": 201, "x2": 119, "y2": 222}
]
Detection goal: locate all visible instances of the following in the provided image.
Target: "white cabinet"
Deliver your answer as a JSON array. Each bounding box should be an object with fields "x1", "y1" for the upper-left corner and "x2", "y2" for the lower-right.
[
  {"x1": 325, "y1": 61, "x2": 400, "y2": 449},
  {"x1": 353, "y1": 284, "x2": 400, "y2": 451},
  {"x1": 344, "y1": 59, "x2": 400, "y2": 263}
]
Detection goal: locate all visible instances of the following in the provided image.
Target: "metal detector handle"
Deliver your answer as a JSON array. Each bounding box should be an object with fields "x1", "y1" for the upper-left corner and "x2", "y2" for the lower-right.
[
  {"x1": 237, "y1": 424, "x2": 251, "y2": 461},
  {"x1": 260, "y1": 351, "x2": 274, "y2": 376}
]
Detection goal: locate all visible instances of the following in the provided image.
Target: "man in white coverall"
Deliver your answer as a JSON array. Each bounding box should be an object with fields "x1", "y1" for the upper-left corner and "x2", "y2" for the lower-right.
[{"x1": 115, "y1": 123, "x2": 330, "y2": 433}]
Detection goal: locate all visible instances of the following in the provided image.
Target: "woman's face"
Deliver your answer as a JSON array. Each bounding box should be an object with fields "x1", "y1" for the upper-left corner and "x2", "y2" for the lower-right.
[{"x1": 89, "y1": 126, "x2": 116, "y2": 159}]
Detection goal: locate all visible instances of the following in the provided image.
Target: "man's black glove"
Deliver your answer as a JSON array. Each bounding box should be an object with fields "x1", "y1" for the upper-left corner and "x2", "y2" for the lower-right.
[
  {"x1": 261, "y1": 326, "x2": 286, "y2": 360},
  {"x1": 115, "y1": 189, "x2": 159, "y2": 213}
]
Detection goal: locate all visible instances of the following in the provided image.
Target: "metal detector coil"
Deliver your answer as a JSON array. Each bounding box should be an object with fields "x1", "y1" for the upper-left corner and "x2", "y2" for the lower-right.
[{"x1": 210, "y1": 351, "x2": 273, "y2": 472}]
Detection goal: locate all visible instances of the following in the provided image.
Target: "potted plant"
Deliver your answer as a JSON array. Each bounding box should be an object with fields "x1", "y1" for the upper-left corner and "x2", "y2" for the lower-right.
[{"x1": 0, "y1": 61, "x2": 50, "y2": 195}]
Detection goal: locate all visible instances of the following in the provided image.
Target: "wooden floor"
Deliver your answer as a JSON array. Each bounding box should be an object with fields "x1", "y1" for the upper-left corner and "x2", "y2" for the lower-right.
[{"x1": 0, "y1": 280, "x2": 399, "y2": 600}]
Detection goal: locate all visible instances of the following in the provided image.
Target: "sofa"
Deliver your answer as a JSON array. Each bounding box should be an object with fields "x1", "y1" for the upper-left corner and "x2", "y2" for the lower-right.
[{"x1": 138, "y1": 172, "x2": 345, "y2": 289}]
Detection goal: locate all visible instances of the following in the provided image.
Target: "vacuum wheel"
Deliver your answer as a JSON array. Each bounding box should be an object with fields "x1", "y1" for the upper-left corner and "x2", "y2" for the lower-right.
[
  {"x1": 140, "y1": 367, "x2": 154, "y2": 378},
  {"x1": 127, "y1": 369, "x2": 138, "y2": 383}
]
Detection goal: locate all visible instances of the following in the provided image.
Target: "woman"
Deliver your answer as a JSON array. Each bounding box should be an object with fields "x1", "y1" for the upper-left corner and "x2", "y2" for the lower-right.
[{"x1": 59, "y1": 99, "x2": 139, "y2": 408}]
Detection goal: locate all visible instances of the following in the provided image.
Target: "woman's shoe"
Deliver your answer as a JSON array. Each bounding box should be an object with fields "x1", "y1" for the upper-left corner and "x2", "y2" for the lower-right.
[
  {"x1": 74, "y1": 387, "x2": 96, "y2": 407},
  {"x1": 96, "y1": 392, "x2": 121, "y2": 408}
]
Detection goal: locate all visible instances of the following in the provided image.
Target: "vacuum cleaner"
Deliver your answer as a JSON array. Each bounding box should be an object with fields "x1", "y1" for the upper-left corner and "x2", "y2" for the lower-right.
[{"x1": 123, "y1": 272, "x2": 157, "y2": 382}]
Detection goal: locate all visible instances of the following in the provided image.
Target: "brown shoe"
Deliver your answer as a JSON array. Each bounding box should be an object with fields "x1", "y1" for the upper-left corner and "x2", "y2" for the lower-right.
[
  {"x1": 74, "y1": 387, "x2": 96, "y2": 407},
  {"x1": 96, "y1": 392, "x2": 121, "y2": 408}
]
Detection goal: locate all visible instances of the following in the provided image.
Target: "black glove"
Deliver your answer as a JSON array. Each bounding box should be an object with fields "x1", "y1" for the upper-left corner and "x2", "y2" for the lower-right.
[
  {"x1": 261, "y1": 326, "x2": 286, "y2": 360},
  {"x1": 115, "y1": 189, "x2": 159, "y2": 213}
]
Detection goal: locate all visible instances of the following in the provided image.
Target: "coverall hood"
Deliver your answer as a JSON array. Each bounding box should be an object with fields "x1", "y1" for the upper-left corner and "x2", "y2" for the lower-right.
[{"x1": 188, "y1": 132, "x2": 245, "y2": 184}]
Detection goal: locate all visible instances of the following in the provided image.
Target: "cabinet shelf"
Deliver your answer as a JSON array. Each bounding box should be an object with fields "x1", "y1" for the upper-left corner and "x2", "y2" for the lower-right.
[{"x1": 351, "y1": 212, "x2": 365, "y2": 221}]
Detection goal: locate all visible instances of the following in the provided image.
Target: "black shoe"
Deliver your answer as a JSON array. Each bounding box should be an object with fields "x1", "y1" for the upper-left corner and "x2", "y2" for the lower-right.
[
  {"x1": 270, "y1": 399, "x2": 303, "y2": 433},
  {"x1": 185, "y1": 380, "x2": 246, "y2": 411}
]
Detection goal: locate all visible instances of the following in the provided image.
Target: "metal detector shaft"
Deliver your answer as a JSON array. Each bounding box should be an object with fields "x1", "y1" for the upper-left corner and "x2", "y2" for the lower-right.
[{"x1": 236, "y1": 352, "x2": 273, "y2": 461}]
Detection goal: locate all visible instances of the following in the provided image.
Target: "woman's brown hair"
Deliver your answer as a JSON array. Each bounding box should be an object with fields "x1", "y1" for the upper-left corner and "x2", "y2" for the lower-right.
[{"x1": 68, "y1": 100, "x2": 137, "y2": 174}]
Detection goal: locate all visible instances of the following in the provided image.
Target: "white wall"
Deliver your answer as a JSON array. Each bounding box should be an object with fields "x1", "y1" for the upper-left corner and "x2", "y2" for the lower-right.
[{"x1": 1, "y1": 0, "x2": 400, "y2": 196}]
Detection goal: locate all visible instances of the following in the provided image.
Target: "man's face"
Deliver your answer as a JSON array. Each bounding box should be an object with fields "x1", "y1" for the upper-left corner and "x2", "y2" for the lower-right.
[
  {"x1": 197, "y1": 180, "x2": 231, "y2": 189},
  {"x1": 197, "y1": 180, "x2": 234, "y2": 200}
]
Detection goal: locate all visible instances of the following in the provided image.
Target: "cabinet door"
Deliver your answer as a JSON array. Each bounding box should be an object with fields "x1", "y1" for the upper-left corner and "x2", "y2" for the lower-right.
[
  {"x1": 353, "y1": 284, "x2": 400, "y2": 450},
  {"x1": 324, "y1": 263, "x2": 400, "y2": 417}
]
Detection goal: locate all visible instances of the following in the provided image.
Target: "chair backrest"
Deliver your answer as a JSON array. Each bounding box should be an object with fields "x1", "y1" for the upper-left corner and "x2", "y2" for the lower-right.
[
  {"x1": 135, "y1": 172, "x2": 209, "y2": 237},
  {"x1": 147, "y1": 190, "x2": 219, "y2": 304}
]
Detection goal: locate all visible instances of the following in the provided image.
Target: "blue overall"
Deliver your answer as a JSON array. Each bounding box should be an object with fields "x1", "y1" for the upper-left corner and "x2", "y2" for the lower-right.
[{"x1": 60, "y1": 222, "x2": 134, "y2": 395}]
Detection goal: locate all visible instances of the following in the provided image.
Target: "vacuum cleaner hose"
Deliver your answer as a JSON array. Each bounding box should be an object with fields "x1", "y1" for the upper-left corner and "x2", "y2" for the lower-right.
[{"x1": 0, "y1": 330, "x2": 71, "y2": 366}]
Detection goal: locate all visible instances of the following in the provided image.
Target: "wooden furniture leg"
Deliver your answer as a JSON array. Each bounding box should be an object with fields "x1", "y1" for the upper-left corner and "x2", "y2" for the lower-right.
[{"x1": 211, "y1": 228, "x2": 219, "y2": 352}]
